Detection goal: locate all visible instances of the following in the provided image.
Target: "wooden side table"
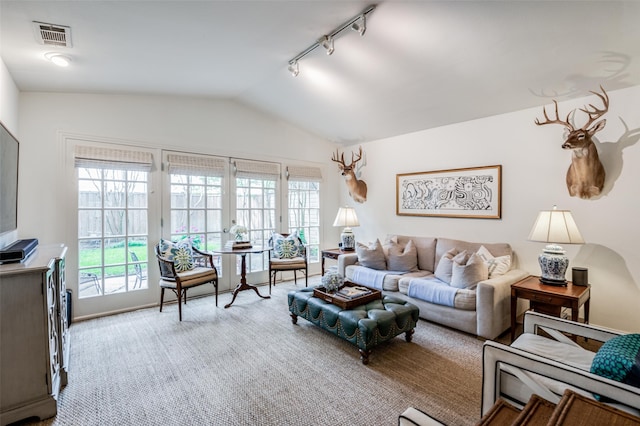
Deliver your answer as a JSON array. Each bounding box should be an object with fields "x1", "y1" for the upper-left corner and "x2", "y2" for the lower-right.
[
  {"x1": 511, "y1": 275, "x2": 590, "y2": 341},
  {"x1": 321, "y1": 248, "x2": 350, "y2": 275}
]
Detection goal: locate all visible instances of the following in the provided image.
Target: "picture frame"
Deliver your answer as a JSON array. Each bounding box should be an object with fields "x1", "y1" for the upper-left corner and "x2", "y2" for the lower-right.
[{"x1": 396, "y1": 165, "x2": 502, "y2": 219}]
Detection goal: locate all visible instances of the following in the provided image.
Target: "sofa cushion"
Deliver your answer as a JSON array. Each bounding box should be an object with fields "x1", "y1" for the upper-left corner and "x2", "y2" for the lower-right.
[
  {"x1": 407, "y1": 277, "x2": 457, "y2": 307},
  {"x1": 347, "y1": 266, "x2": 430, "y2": 292},
  {"x1": 435, "y1": 237, "x2": 513, "y2": 273},
  {"x1": 398, "y1": 276, "x2": 477, "y2": 310},
  {"x1": 395, "y1": 235, "x2": 437, "y2": 272},
  {"x1": 434, "y1": 249, "x2": 467, "y2": 284},
  {"x1": 356, "y1": 239, "x2": 386, "y2": 270},
  {"x1": 450, "y1": 252, "x2": 489, "y2": 289},
  {"x1": 385, "y1": 238, "x2": 419, "y2": 272},
  {"x1": 476, "y1": 245, "x2": 511, "y2": 277}
]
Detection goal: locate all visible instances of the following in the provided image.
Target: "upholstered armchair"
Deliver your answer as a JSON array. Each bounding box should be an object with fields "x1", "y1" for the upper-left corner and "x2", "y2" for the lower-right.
[
  {"x1": 268, "y1": 233, "x2": 307, "y2": 294},
  {"x1": 155, "y1": 239, "x2": 218, "y2": 321},
  {"x1": 482, "y1": 311, "x2": 640, "y2": 416}
]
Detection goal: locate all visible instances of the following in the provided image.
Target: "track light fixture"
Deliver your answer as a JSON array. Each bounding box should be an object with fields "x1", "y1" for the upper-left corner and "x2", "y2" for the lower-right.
[
  {"x1": 288, "y1": 60, "x2": 299, "y2": 77},
  {"x1": 287, "y1": 4, "x2": 375, "y2": 77},
  {"x1": 320, "y1": 35, "x2": 334, "y2": 55},
  {"x1": 351, "y1": 14, "x2": 366, "y2": 36}
]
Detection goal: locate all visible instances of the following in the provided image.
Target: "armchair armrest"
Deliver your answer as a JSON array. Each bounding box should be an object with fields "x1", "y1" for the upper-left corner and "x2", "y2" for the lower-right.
[
  {"x1": 481, "y1": 339, "x2": 640, "y2": 416},
  {"x1": 338, "y1": 252, "x2": 359, "y2": 276},
  {"x1": 522, "y1": 311, "x2": 623, "y2": 342},
  {"x1": 192, "y1": 246, "x2": 216, "y2": 269}
]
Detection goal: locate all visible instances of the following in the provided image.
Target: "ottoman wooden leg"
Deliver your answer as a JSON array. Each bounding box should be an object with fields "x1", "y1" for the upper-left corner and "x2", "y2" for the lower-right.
[
  {"x1": 290, "y1": 313, "x2": 298, "y2": 324},
  {"x1": 359, "y1": 349, "x2": 371, "y2": 365},
  {"x1": 405, "y1": 328, "x2": 415, "y2": 343}
]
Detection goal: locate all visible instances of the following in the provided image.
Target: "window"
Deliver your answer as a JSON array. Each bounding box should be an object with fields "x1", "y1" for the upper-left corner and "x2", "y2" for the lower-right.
[
  {"x1": 287, "y1": 165, "x2": 322, "y2": 264},
  {"x1": 75, "y1": 146, "x2": 152, "y2": 298}
]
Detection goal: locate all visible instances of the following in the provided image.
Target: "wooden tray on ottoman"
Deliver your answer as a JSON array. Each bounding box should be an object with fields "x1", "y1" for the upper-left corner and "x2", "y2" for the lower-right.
[{"x1": 313, "y1": 282, "x2": 381, "y2": 310}]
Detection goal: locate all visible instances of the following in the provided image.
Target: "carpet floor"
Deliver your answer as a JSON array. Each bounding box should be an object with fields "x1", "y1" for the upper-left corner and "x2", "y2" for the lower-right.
[{"x1": 20, "y1": 276, "x2": 489, "y2": 426}]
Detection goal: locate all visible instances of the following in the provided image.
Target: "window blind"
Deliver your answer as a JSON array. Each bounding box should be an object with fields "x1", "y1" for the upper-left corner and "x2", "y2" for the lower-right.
[
  {"x1": 233, "y1": 159, "x2": 280, "y2": 179},
  {"x1": 74, "y1": 145, "x2": 153, "y2": 171},
  {"x1": 286, "y1": 165, "x2": 322, "y2": 182},
  {"x1": 167, "y1": 153, "x2": 226, "y2": 177}
]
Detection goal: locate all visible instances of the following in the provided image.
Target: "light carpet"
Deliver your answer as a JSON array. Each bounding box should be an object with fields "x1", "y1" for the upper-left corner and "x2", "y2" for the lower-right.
[{"x1": 23, "y1": 276, "x2": 486, "y2": 426}]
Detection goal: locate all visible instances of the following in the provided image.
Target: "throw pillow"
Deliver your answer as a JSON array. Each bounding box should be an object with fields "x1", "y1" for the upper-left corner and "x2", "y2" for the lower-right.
[
  {"x1": 450, "y1": 252, "x2": 489, "y2": 289},
  {"x1": 272, "y1": 233, "x2": 302, "y2": 259},
  {"x1": 476, "y1": 245, "x2": 511, "y2": 278},
  {"x1": 159, "y1": 238, "x2": 195, "y2": 272},
  {"x1": 590, "y1": 334, "x2": 640, "y2": 400},
  {"x1": 435, "y1": 249, "x2": 468, "y2": 284},
  {"x1": 386, "y1": 239, "x2": 418, "y2": 272},
  {"x1": 356, "y1": 239, "x2": 386, "y2": 270}
]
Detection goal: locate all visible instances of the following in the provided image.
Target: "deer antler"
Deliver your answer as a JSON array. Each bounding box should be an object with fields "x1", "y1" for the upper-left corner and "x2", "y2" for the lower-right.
[
  {"x1": 331, "y1": 149, "x2": 346, "y2": 168},
  {"x1": 534, "y1": 100, "x2": 575, "y2": 131},
  {"x1": 351, "y1": 146, "x2": 363, "y2": 165},
  {"x1": 578, "y1": 85, "x2": 609, "y2": 130}
]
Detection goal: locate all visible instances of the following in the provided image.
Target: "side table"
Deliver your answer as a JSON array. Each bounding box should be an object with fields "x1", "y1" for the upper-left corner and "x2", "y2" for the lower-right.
[
  {"x1": 511, "y1": 275, "x2": 590, "y2": 341},
  {"x1": 321, "y1": 248, "x2": 351, "y2": 275}
]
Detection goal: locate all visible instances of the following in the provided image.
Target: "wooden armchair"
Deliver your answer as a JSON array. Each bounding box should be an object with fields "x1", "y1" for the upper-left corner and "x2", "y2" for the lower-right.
[
  {"x1": 268, "y1": 233, "x2": 307, "y2": 294},
  {"x1": 155, "y1": 241, "x2": 218, "y2": 321}
]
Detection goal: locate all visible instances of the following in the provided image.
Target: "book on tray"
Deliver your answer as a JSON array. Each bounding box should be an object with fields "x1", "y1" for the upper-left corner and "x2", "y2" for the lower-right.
[{"x1": 336, "y1": 286, "x2": 373, "y2": 299}]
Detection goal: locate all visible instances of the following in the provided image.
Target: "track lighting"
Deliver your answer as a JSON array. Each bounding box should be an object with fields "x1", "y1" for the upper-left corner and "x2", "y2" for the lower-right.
[
  {"x1": 287, "y1": 4, "x2": 375, "y2": 77},
  {"x1": 351, "y1": 14, "x2": 366, "y2": 36},
  {"x1": 320, "y1": 35, "x2": 334, "y2": 55},
  {"x1": 288, "y1": 60, "x2": 299, "y2": 77}
]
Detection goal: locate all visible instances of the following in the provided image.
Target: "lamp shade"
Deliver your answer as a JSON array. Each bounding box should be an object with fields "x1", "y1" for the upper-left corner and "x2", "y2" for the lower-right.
[
  {"x1": 528, "y1": 208, "x2": 584, "y2": 244},
  {"x1": 333, "y1": 207, "x2": 359, "y2": 251},
  {"x1": 333, "y1": 207, "x2": 360, "y2": 228}
]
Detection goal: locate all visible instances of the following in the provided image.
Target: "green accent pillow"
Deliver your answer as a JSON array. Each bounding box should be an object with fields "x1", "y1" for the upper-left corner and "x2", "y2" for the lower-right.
[
  {"x1": 159, "y1": 238, "x2": 195, "y2": 272},
  {"x1": 590, "y1": 333, "x2": 640, "y2": 400},
  {"x1": 273, "y1": 233, "x2": 302, "y2": 259}
]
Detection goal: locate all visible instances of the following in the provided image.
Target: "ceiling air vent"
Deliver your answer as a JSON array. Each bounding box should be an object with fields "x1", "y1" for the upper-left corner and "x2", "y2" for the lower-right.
[{"x1": 32, "y1": 21, "x2": 72, "y2": 47}]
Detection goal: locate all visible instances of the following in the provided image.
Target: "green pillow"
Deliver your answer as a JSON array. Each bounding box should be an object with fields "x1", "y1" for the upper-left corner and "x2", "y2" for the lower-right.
[
  {"x1": 159, "y1": 238, "x2": 195, "y2": 272},
  {"x1": 273, "y1": 233, "x2": 302, "y2": 259},
  {"x1": 590, "y1": 333, "x2": 640, "y2": 400}
]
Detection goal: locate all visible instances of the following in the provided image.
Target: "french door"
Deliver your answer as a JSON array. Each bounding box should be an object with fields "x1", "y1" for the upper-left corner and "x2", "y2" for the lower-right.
[{"x1": 162, "y1": 153, "x2": 280, "y2": 294}]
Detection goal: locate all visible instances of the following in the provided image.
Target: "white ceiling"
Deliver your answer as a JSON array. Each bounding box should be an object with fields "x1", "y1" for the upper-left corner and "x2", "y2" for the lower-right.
[{"x1": 1, "y1": 1, "x2": 639, "y2": 144}]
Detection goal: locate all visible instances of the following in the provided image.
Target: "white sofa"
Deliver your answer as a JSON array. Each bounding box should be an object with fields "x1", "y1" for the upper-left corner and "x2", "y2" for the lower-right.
[{"x1": 337, "y1": 235, "x2": 528, "y2": 340}]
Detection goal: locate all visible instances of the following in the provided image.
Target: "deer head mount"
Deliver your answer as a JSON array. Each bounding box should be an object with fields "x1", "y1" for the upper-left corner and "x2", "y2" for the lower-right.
[
  {"x1": 535, "y1": 85, "x2": 608, "y2": 199},
  {"x1": 331, "y1": 146, "x2": 368, "y2": 203}
]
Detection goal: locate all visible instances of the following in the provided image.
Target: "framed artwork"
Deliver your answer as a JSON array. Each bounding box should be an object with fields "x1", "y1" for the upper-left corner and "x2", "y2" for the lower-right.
[{"x1": 396, "y1": 165, "x2": 502, "y2": 219}]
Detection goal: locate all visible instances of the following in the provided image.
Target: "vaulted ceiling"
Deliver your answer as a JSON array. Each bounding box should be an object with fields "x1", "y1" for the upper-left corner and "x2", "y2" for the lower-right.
[{"x1": 1, "y1": 1, "x2": 639, "y2": 144}]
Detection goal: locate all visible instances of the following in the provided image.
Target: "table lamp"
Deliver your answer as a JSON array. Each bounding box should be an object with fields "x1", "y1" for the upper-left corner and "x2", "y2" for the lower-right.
[
  {"x1": 333, "y1": 207, "x2": 360, "y2": 251},
  {"x1": 528, "y1": 205, "x2": 584, "y2": 285}
]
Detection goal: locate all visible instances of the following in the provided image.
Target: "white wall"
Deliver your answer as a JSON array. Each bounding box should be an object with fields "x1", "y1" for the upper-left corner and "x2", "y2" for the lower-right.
[
  {"x1": 16, "y1": 92, "x2": 342, "y2": 264},
  {"x1": 0, "y1": 57, "x2": 19, "y2": 248},
  {"x1": 346, "y1": 85, "x2": 640, "y2": 332}
]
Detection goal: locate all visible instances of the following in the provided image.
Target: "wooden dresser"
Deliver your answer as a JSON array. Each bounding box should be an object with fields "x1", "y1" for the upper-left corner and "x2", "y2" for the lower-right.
[{"x1": 0, "y1": 244, "x2": 69, "y2": 425}]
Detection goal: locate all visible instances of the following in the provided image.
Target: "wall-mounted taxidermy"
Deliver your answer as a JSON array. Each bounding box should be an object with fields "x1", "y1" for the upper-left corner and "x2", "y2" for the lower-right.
[
  {"x1": 331, "y1": 146, "x2": 368, "y2": 203},
  {"x1": 535, "y1": 86, "x2": 608, "y2": 199}
]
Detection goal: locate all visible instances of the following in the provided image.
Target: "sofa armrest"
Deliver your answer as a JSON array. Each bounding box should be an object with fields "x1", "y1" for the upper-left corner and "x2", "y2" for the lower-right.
[
  {"x1": 476, "y1": 268, "x2": 529, "y2": 339},
  {"x1": 337, "y1": 253, "x2": 359, "y2": 276}
]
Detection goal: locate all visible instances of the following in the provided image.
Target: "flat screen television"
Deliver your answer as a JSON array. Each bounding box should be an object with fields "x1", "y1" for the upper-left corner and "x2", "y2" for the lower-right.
[{"x1": 0, "y1": 121, "x2": 19, "y2": 235}]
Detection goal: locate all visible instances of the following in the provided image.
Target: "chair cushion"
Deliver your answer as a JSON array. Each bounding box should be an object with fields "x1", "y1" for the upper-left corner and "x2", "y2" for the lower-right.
[
  {"x1": 270, "y1": 257, "x2": 306, "y2": 270},
  {"x1": 590, "y1": 334, "x2": 640, "y2": 396},
  {"x1": 273, "y1": 233, "x2": 303, "y2": 259},
  {"x1": 160, "y1": 266, "x2": 217, "y2": 288},
  {"x1": 159, "y1": 238, "x2": 195, "y2": 272}
]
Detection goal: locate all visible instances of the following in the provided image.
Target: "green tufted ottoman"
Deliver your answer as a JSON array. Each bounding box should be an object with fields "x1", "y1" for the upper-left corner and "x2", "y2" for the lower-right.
[{"x1": 288, "y1": 287, "x2": 419, "y2": 364}]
